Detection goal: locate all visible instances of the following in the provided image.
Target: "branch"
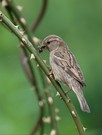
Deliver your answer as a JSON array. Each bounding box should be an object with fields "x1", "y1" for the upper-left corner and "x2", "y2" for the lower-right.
[
  {"x1": 5, "y1": 0, "x2": 34, "y2": 45},
  {"x1": 30, "y1": 0, "x2": 58, "y2": 132},
  {"x1": 0, "y1": 11, "x2": 85, "y2": 135},
  {"x1": 3, "y1": 1, "x2": 59, "y2": 133},
  {"x1": 40, "y1": 70, "x2": 59, "y2": 134},
  {"x1": 1, "y1": 0, "x2": 59, "y2": 134},
  {"x1": 30, "y1": 102, "x2": 45, "y2": 135},
  {"x1": 45, "y1": 88, "x2": 59, "y2": 134},
  {"x1": 31, "y1": 0, "x2": 48, "y2": 32},
  {"x1": 2, "y1": 2, "x2": 45, "y2": 134}
]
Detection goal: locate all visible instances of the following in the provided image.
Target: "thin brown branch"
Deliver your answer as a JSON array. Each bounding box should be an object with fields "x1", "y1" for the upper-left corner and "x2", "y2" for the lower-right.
[
  {"x1": 3, "y1": 3, "x2": 45, "y2": 134},
  {"x1": 30, "y1": 106, "x2": 44, "y2": 135},
  {"x1": 40, "y1": 70, "x2": 59, "y2": 134},
  {"x1": 20, "y1": 46, "x2": 45, "y2": 135},
  {"x1": 5, "y1": 0, "x2": 34, "y2": 45},
  {"x1": 31, "y1": 0, "x2": 48, "y2": 33}
]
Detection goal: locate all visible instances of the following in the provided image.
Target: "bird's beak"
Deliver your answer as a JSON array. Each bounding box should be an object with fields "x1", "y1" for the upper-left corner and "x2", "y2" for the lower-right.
[{"x1": 38, "y1": 44, "x2": 47, "y2": 53}]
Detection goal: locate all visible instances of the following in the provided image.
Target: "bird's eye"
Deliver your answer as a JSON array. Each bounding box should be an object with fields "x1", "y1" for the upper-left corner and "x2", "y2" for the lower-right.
[{"x1": 47, "y1": 41, "x2": 50, "y2": 44}]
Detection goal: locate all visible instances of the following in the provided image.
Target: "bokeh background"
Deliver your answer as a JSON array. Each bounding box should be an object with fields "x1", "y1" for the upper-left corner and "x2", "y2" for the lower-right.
[{"x1": 0, "y1": 0, "x2": 102, "y2": 135}]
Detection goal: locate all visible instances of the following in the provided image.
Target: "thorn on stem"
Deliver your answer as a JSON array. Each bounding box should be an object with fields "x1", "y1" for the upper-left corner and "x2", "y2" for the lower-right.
[
  {"x1": 67, "y1": 99, "x2": 71, "y2": 103},
  {"x1": 55, "y1": 115, "x2": 61, "y2": 121},
  {"x1": 56, "y1": 92, "x2": 60, "y2": 97},
  {"x1": 39, "y1": 100, "x2": 45, "y2": 107},
  {"x1": 15, "y1": 25, "x2": 19, "y2": 29},
  {"x1": 21, "y1": 38, "x2": 27, "y2": 45},
  {"x1": 20, "y1": 18, "x2": 26, "y2": 25},
  {"x1": 43, "y1": 59, "x2": 46, "y2": 63},
  {"x1": 37, "y1": 64, "x2": 39, "y2": 67},
  {"x1": 0, "y1": 11, "x2": 3, "y2": 22},
  {"x1": 72, "y1": 111, "x2": 77, "y2": 117},
  {"x1": 30, "y1": 53, "x2": 35, "y2": 60},
  {"x1": 2, "y1": 0, "x2": 8, "y2": 7},
  {"x1": 33, "y1": 37, "x2": 40, "y2": 45},
  {"x1": 20, "y1": 30, "x2": 25, "y2": 35},
  {"x1": 50, "y1": 129, "x2": 56, "y2": 135},
  {"x1": 55, "y1": 108, "x2": 59, "y2": 113},
  {"x1": 16, "y1": 5, "x2": 23, "y2": 11},
  {"x1": 46, "y1": 76, "x2": 51, "y2": 84},
  {"x1": 65, "y1": 89, "x2": 72, "y2": 94},
  {"x1": 83, "y1": 127, "x2": 87, "y2": 132},
  {"x1": 42, "y1": 117, "x2": 51, "y2": 124},
  {"x1": 48, "y1": 97, "x2": 53, "y2": 104}
]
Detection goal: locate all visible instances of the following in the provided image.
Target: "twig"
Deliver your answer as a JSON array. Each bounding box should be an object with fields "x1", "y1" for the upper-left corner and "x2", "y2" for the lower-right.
[
  {"x1": 20, "y1": 46, "x2": 45, "y2": 135},
  {"x1": 46, "y1": 88, "x2": 59, "y2": 133},
  {"x1": 2, "y1": 2, "x2": 45, "y2": 134},
  {"x1": 5, "y1": 0, "x2": 34, "y2": 45},
  {"x1": 0, "y1": 11, "x2": 85, "y2": 135},
  {"x1": 31, "y1": 0, "x2": 48, "y2": 32},
  {"x1": 30, "y1": 0, "x2": 59, "y2": 133},
  {"x1": 30, "y1": 101, "x2": 45, "y2": 135},
  {"x1": 40, "y1": 70, "x2": 59, "y2": 134},
  {"x1": 30, "y1": 0, "x2": 58, "y2": 133}
]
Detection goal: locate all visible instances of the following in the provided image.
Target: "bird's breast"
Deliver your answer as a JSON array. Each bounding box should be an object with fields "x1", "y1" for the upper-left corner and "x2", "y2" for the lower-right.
[{"x1": 50, "y1": 52, "x2": 62, "y2": 81}]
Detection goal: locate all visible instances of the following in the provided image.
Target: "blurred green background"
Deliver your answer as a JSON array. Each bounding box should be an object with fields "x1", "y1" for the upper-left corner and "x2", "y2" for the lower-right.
[{"x1": 0, "y1": 0, "x2": 102, "y2": 135}]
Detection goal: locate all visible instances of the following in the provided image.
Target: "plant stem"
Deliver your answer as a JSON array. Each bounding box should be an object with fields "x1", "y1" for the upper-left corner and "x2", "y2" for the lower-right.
[
  {"x1": 0, "y1": 11, "x2": 85, "y2": 135},
  {"x1": 31, "y1": 0, "x2": 48, "y2": 32},
  {"x1": 3, "y1": 4, "x2": 45, "y2": 134},
  {"x1": 6, "y1": 0, "x2": 34, "y2": 45}
]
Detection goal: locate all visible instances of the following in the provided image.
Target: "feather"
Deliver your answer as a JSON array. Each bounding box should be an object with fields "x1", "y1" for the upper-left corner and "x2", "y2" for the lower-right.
[{"x1": 53, "y1": 46, "x2": 86, "y2": 87}]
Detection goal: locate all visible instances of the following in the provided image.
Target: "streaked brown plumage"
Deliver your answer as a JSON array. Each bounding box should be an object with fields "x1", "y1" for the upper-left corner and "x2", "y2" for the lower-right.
[{"x1": 39, "y1": 35, "x2": 90, "y2": 113}]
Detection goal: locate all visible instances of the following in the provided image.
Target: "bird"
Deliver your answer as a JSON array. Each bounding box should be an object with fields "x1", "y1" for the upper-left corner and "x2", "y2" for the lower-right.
[{"x1": 38, "y1": 35, "x2": 90, "y2": 113}]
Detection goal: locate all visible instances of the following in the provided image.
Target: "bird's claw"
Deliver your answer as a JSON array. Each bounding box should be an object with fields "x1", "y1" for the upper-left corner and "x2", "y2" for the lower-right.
[
  {"x1": 65, "y1": 89, "x2": 72, "y2": 94},
  {"x1": 48, "y1": 70, "x2": 53, "y2": 78}
]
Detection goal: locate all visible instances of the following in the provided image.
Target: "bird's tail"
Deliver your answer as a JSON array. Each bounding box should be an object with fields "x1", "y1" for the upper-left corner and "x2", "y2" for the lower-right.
[{"x1": 72, "y1": 86, "x2": 90, "y2": 113}]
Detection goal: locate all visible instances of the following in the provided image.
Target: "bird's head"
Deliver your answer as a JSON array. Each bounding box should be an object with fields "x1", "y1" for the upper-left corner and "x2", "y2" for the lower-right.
[{"x1": 38, "y1": 35, "x2": 64, "y2": 52}]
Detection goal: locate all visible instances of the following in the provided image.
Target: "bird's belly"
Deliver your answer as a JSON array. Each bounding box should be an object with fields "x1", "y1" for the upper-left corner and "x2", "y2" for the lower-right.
[
  {"x1": 51, "y1": 61, "x2": 72, "y2": 82},
  {"x1": 51, "y1": 62, "x2": 62, "y2": 81}
]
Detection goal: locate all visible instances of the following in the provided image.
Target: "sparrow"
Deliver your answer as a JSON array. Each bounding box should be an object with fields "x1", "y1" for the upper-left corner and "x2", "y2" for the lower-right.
[{"x1": 38, "y1": 35, "x2": 90, "y2": 113}]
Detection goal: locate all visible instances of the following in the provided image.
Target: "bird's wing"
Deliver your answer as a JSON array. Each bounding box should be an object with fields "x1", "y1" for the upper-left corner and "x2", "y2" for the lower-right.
[{"x1": 53, "y1": 47, "x2": 86, "y2": 86}]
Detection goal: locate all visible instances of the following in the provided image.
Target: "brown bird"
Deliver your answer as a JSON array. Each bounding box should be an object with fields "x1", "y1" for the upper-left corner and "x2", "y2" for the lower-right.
[{"x1": 39, "y1": 35, "x2": 90, "y2": 113}]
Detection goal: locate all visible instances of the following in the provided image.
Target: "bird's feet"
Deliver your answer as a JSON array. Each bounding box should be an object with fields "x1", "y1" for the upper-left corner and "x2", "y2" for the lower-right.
[
  {"x1": 48, "y1": 70, "x2": 53, "y2": 78},
  {"x1": 65, "y1": 89, "x2": 72, "y2": 94},
  {"x1": 48, "y1": 67, "x2": 54, "y2": 78}
]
